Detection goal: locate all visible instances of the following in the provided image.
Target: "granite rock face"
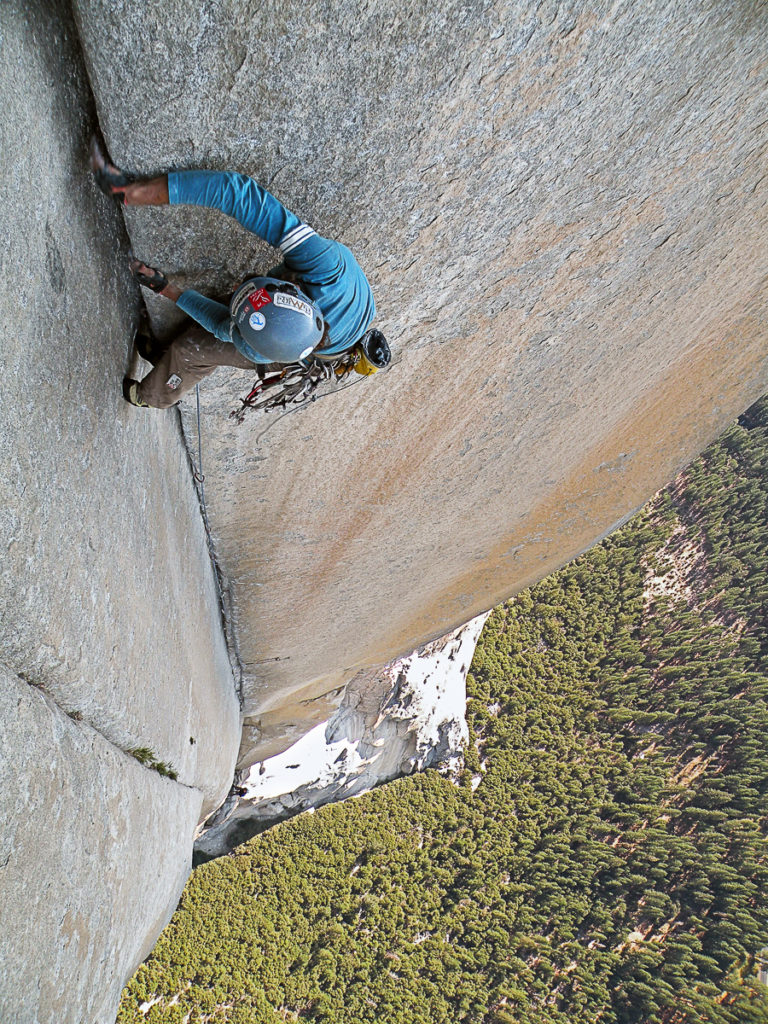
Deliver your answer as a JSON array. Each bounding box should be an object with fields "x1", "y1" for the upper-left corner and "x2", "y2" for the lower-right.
[
  {"x1": 1, "y1": 1, "x2": 240, "y2": 1019},
  {"x1": 0, "y1": 0, "x2": 240, "y2": 815},
  {"x1": 0, "y1": 667, "x2": 202, "y2": 1024},
  {"x1": 73, "y1": 0, "x2": 768, "y2": 766},
  {"x1": 196, "y1": 614, "x2": 489, "y2": 859},
  {"x1": 2, "y1": 0, "x2": 767, "y2": 1020}
]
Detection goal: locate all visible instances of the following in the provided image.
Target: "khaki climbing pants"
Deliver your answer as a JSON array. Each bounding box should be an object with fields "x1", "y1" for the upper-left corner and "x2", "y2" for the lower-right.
[{"x1": 137, "y1": 325, "x2": 258, "y2": 409}]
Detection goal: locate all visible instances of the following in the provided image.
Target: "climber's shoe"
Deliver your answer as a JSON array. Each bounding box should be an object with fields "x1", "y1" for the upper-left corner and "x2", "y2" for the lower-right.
[
  {"x1": 135, "y1": 329, "x2": 160, "y2": 366},
  {"x1": 122, "y1": 378, "x2": 149, "y2": 408},
  {"x1": 134, "y1": 309, "x2": 166, "y2": 366},
  {"x1": 130, "y1": 259, "x2": 169, "y2": 294},
  {"x1": 89, "y1": 134, "x2": 134, "y2": 201}
]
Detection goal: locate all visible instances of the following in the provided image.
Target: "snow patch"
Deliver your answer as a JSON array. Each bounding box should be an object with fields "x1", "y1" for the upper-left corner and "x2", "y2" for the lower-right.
[{"x1": 196, "y1": 613, "x2": 490, "y2": 858}]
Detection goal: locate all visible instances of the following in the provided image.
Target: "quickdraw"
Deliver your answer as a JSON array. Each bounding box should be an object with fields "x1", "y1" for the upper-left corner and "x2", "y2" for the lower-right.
[{"x1": 229, "y1": 351, "x2": 361, "y2": 425}]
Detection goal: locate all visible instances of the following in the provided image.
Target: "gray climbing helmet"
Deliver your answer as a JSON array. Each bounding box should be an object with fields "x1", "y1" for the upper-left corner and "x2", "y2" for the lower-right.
[{"x1": 230, "y1": 277, "x2": 325, "y2": 363}]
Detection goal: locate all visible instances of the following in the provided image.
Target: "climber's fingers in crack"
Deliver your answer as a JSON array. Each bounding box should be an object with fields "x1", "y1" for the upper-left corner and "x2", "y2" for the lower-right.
[
  {"x1": 89, "y1": 134, "x2": 134, "y2": 200},
  {"x1": 129, "y1": 260, "x2": 169, "y2": 293}
]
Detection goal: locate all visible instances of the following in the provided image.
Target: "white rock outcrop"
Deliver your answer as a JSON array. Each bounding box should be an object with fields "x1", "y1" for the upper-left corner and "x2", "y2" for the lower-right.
[{"x1": 195, "y1": 614, "x2": 489, "y2": 859}]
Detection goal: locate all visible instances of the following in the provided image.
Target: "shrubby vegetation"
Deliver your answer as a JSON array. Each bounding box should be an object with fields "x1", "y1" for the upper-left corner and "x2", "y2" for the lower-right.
[{"x1": 119, "y1": 398, "x2": 768, "y2": 1023}]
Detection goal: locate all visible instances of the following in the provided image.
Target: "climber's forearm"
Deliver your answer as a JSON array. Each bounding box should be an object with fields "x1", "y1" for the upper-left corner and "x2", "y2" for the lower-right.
[
  {"x1": 123, "y1": 176, "x2": 170, "y2": 206},
  {"x1": 160, "y1": 282, "x2": 183, "y2": 302}
]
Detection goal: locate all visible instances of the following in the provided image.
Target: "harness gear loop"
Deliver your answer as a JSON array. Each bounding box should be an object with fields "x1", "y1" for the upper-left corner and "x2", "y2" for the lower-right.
[{"x1": 228, "y1": 328, "x2": 391, "y2": 425}]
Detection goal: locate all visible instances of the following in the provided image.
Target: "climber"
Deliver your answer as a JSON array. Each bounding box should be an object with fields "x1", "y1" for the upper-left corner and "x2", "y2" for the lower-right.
[{"x1": 89, "y1": 137, "x2": 390, "y2": 408}]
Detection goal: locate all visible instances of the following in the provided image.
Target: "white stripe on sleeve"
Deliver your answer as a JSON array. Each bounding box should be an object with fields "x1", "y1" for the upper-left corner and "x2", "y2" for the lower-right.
[{"x1": 280, "y1": 224, "x2": 316, "y2": 253}]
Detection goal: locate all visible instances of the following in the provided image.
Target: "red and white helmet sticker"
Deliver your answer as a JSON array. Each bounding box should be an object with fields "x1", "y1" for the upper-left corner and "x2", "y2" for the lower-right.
[{"x1": 248, "y1": 288, "x2": 272, "y2": 312}]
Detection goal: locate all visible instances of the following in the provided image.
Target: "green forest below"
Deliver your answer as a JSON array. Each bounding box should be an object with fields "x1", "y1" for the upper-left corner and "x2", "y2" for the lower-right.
[{"x1": 119, "y1": 397, "x2": 768, "y2": 1024}]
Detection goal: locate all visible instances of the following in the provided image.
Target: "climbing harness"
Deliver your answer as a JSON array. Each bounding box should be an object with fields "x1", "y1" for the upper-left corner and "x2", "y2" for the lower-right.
[
  {"x1": 230, "y1": 329, "x2": 391, "y2": 424},
  {"x1": 230, "y1": 356, "x2": 349, "y2": 423}
]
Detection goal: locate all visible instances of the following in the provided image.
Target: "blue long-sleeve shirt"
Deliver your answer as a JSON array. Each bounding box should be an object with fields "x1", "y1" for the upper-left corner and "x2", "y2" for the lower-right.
[{"x1": 169, "y1": 170, "x2": 376, "y2": 363}]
